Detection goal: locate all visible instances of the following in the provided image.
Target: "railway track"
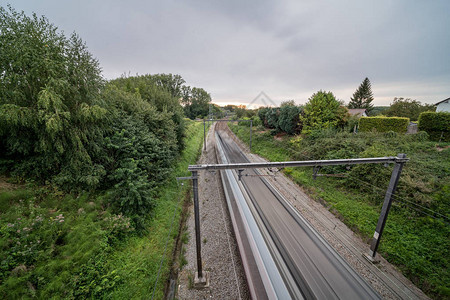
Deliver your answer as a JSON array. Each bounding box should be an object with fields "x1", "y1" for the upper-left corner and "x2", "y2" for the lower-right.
[{"x1": 214, "y1": 123, "x2": 381, "y2": 300}]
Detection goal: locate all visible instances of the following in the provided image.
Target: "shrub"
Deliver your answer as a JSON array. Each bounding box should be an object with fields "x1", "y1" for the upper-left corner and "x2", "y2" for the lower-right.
[
  {"x1": 278, "y1": 105, "x2": 302, "y2": 135},
  {"x1": 359, "y1": 116, "x2": 409, "y2": 133},
  {"x1": 109, "y1": 75, "x2": 186, "y2": 150},
  {"x1": 257, "y1": 107, "x2": 271, "y2": 127},
  {"x1": 265, "y1": 108, "x2": 280, "y2": 129},
  {"x1": 418, "y1": 112, "x2": 450, "y2": 142}
]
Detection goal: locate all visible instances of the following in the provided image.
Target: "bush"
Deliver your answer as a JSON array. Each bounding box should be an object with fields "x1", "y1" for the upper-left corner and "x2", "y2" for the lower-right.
[
  {"x1": 278, "y1": 105, "x2": 302, "y2": 135},
  {"x1": 418, "y1": 112, "x2": 450, "y2": 142},
  {"x1": 359, "y1": 116, "x2": 409, "y2": 133},
  {"x1": 266, "y1": 108, "x2": 280, "y2": 129},
  {"x1": 257, "y1": 107, "x2": 270, "y2": 127}
]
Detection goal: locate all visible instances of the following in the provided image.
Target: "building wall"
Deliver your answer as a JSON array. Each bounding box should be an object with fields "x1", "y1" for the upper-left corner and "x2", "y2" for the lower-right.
[{"x1": 436, "y1": 100, "x2": 450, "y2": 112}]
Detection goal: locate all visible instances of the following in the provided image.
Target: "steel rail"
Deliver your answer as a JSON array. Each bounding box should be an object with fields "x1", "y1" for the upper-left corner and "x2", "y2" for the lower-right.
[{"x1": 216, "y1": 130, "x2": 292, "y2": 299}]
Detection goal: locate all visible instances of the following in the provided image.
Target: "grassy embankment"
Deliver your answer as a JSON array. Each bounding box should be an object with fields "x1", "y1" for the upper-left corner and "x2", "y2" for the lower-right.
[
  {"x1": 230, "y1": 124, "x2": 449, "y2": 299},
  {"x1": 0, "y1": 120, "x2": 205, "y2": 299}
]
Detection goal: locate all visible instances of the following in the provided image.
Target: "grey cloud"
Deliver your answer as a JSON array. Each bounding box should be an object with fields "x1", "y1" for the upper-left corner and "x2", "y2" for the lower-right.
[{"x1": 2, "y1": 0, "x2": 449, "y2": 105}]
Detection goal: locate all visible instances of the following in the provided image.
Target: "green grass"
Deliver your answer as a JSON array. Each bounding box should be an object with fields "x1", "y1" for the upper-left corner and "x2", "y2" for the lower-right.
[
  {"x1": 0, "y1": 120, "x2": 206, "y2": 299},
  {"x1": 230, "y1": 124, "x2": 450, "y2": 299}
]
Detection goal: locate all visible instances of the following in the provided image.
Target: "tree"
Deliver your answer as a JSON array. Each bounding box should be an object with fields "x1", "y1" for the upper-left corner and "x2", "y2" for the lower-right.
[
  {"x1": 182, "y1": 87, "x2": 211, "y2": 119},
  {"x1": 151, "y1": 73, "x2": 185, "y2": 98},
  {"x1": 109, "y1": 74, "x2": 186, "y2": 149},
  {"x1": 0, "y1": 5, "x2": 106, "y2": 187},
  {"x1": 301, "y1": 90, "x2": 349, "y2": 134},
  {"x1": 235, "y1": 105, "x2": 247, "y2": 119},
  {"x1": 348, "y1": 77, "x2": 374, "y2": 112},
  {"x1": 384, "y1": 97, "x2": 435, "y2": 121},
  {"x1": 278, "y1": 103, "x2": 302, "y2": 134}
]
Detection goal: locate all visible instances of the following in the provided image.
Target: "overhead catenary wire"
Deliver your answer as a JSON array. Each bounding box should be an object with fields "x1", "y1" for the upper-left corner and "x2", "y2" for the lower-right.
[
  {"x1": 288, "y1": 144, "x2": 449, "y2": 225},
  {"x1": 341, "y1": 172, "x2": 450, "y2": 224}
]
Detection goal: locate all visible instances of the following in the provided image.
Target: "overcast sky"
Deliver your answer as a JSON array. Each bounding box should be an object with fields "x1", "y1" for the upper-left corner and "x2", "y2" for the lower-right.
[{"x1": 3, "y1": 0, "x2": 450, "y2": 106}]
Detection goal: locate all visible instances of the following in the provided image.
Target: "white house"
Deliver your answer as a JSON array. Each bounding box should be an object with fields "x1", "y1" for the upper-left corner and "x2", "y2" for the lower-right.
[{"x1": 435, "y1": 98, "x2": 450, "y2": 112}]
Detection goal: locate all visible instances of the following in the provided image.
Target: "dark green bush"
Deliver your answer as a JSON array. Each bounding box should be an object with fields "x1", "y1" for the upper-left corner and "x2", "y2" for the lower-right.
[
  {"x1": 257, "y1": 107, "x2": 270, "y2": 127},
  {"x1": 359, "y1": 116, "x2": 409, "y2": 133},
  {"x1": 418, "y1": 112, "x2": 450, "y2": 141},
  {"x1": 257, "y1": 105, "x2": 302, "y2": 135},
  {"x1": 266, "y1": 108, "x2": 280, "y2": 129},
  {"x1": 278, "y1": 105, "x2": 302, "y2": 134}
]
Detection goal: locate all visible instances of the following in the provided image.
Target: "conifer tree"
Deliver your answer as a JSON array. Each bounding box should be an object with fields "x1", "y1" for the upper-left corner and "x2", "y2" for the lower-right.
[{"x1": 348, "y1": 77, "x2": 374, "y2": 112}]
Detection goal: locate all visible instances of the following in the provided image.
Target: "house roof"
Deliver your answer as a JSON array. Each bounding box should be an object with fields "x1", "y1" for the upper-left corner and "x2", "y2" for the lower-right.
[
  {"x1": 435, "y1": 98, "x2": 450, "y2": 106},
  {"x1": 347, "y1": 108, "x2": 367, "y2": 117}
]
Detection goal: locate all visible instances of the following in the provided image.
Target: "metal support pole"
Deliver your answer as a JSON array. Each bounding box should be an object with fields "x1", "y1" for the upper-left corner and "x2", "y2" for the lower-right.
[
  {"x1": 250, "y1": 120, "x2": 253, "y2": 152},
  {"x1": 368, "y1": 153, "x2": 407, "y2": 260},
  {"x1": 192, "y1": 171, "x2": 203, "y2": 278},
  {"x1": 203, "y1": 119, "x2": 206, "y2": 151}
]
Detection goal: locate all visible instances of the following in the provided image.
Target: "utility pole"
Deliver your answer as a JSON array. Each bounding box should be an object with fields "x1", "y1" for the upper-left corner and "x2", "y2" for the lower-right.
[
  {"x1": 367, "y1": 153, "x2": 407, "y2": 261},
  {"x1": 249, "y1": 120, "x2": 253, "y2": 152},
  {"x1": 203, "y1": 119, "x2": 206, "y2": 151},
  {"x1": 191, "y1": 170, "x2": 209, "y2": 287}
]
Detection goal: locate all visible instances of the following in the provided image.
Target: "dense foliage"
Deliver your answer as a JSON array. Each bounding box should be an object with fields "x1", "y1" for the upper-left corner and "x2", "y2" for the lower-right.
[
  {"x1": 348, "y1": 77, "x2": 374, "y2": 112},
  {"x1": 300, "y1": 90, "x2": 349, "y2": 134},
  {"x1": 359, "y1": 116, "x2": 409, "y2": 133},
  {"x1": 230, "y1": 124, "x2": 449, "y2": 299},
  {"x1": 109, "y1": 74, "x2": 186, "y2": 148},
  {"x1": 418, "y1": 111, "x2": 450, "y2": 141},
  {"x1": 0, "y1": 6, "x2": 106, "y2": 189},
  {"x1": 368, "y1": 106, "x2": 389, "y2": 116},
  {"x1": 0, "y1": 6, "x2": 209, "y2": 226},
  {"x1": 257, "y1": 103, "x2": 303, "y2": 135},
  {"x1": 384, "y1": 97, "x2": 435, "y2": 121}
]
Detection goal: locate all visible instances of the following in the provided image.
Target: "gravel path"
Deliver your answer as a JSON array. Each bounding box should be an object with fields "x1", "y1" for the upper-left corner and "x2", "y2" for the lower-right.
[{"x1": 177, "y1": 124, "x2": 250, "y2": 300}]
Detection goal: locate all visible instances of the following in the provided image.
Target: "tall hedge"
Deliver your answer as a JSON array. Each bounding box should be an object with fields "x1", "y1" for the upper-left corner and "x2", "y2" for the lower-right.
[
  {"x1": 358, "y1": 116, "x2": 409, "y2": 133},
  {"x1": 418, "y1": 112, "x2": 450, "y2": 141}
]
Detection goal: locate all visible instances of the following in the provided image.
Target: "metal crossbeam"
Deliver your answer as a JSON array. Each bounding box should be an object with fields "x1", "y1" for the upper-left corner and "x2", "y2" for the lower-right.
[{"x1": 188, "y1": 156, "x2": 408, "y2": 171}]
